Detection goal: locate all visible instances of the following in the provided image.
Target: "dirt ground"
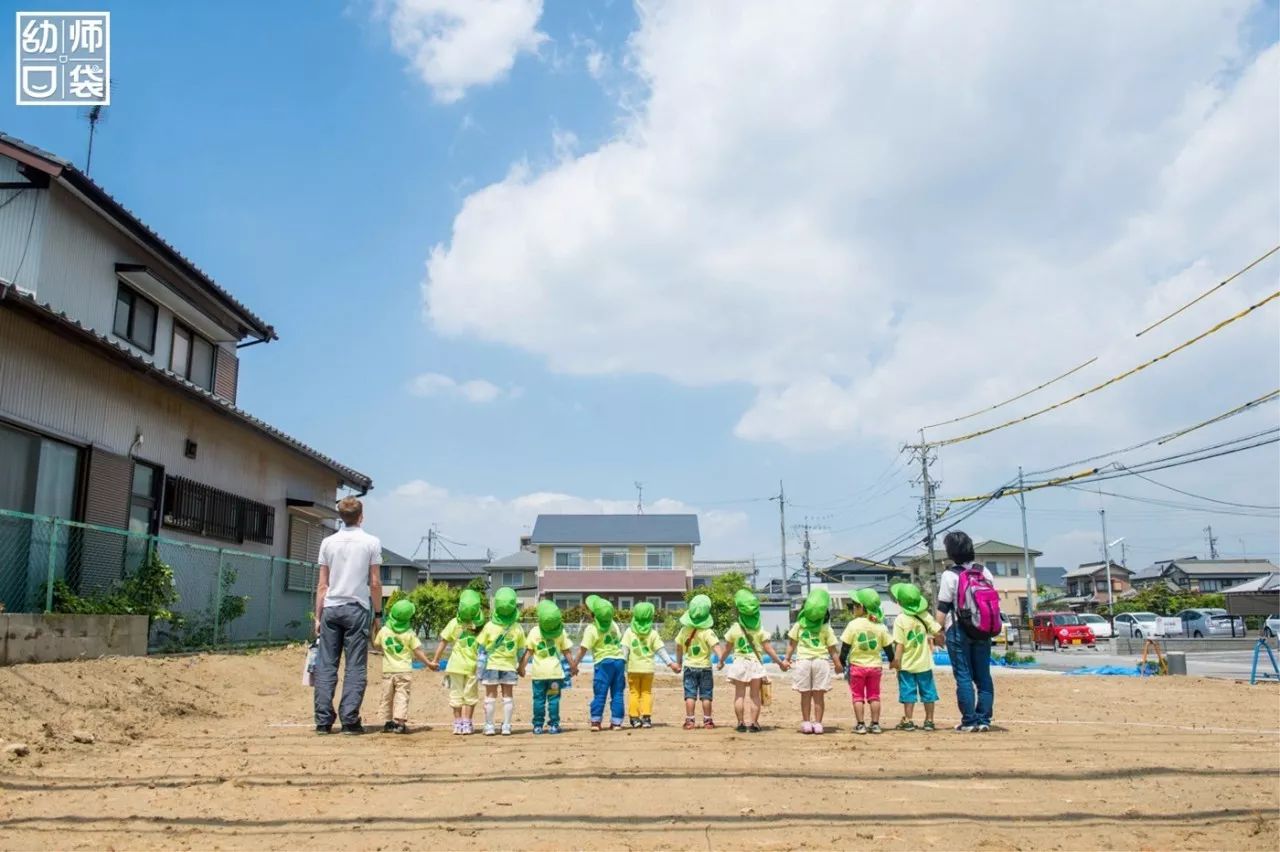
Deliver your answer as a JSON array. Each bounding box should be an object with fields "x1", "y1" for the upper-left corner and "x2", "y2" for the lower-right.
[{"x1": 0, "y1": 647, "x2": 1277, "y2": 851}]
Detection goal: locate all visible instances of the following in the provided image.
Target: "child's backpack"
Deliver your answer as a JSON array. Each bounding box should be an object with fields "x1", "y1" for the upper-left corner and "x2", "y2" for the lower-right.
[{"x1": 953, "y1": 564, "x2": 1003, "y2": 640}]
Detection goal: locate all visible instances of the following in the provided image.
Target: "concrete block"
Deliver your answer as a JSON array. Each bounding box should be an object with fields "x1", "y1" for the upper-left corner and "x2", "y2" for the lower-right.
[{"x1": 2, "y1": 614, "x2": 149, "y2": 665}]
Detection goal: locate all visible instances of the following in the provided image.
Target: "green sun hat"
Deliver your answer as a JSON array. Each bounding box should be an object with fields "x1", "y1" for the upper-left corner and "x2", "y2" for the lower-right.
[
  {"x1": 679, "y1": 594, "x2": 714, "y2": 630},
  {"x1": 536, "y1": 599, "x2": 563, "y2": 639},
  {"x1": 854, "y1": 588, "x2": 883, "y2": 620},
  {"x1": 490, "y1": 587, "x2": 519, "y2": 627},
  {"x1": 457, "y1": 588, "x2": 484, "y2": 625},
  {"x1": 799, "y1": 588, "x2": 830, "y2": 628},
  {"x1": 631, "y1": 601, "x2": 656, "y2": 633},
  {"x1": 890, "y1": 582, "x2": 928, "y2": 616},
  {"x1": 586, "y1": 594, "x2": 614, "y2": 631},
  {"x1": 734, "y1": 588, "x2": 761, "y2": 630},
  {"x1": 387, "y1": 598, "x2": 415, "y2": 633}
]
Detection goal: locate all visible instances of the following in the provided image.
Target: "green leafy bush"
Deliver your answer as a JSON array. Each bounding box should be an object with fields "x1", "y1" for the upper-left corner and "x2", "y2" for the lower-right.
[{"x1": 48, "y1": 549, "x2": 179, "y2": 628}]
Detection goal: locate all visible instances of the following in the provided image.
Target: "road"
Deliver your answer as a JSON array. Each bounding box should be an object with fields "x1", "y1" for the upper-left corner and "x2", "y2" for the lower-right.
[{"x1": 1028, "y1": 644, "x2": 1277, "y2": 680}]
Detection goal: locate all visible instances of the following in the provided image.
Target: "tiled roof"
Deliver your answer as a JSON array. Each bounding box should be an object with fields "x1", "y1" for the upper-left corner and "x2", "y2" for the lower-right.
[
  {"x1": 538, "y1": 570, "x2": 689, "y2": 593},
  {"x1": 381, "y1": 547, "x2": 418, "y2": 568},
  {"x1": 1168, "y1": 559, "x2": 1278, "y2": 576},
  {"x1": 0, "y1": 132, "x2": 275, "y2": 341},
  {"x1": 1222, "y1": 573, "x2": 1280, "y2": 594},
  {"x1": 0, "y1": 289, "x2": 371, "y2": 490},
  {"x1": 531, "y1": 514, "x2": 701, "y2": 546},
  {"x1": 487, "y1": 550, "x2": 538, "y2": 569}
]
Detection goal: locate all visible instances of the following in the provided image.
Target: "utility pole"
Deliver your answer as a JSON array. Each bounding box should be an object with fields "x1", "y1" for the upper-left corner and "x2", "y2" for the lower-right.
[
  {"x1": 1099, "y1": 509, "x2": 1115, "y2": 617},
  {"x1": 1018, "y1": 466, "x2": 1035, "y2": 618},
  {"x1": 907, "y1": 435, "x2": 940, "y2": 595},
  {"x1": 801, "y1": 522, "x2": 813, "y2": 596},
  {"x1": 1204, "y1": 525, "x2": 1219, "y2": 559},
  {"x1": 426, "y1": 527, "x2": 436, "y2": 583},
  {"x1": 635, "y1": 481, "x2": 645, "y2": 515},
  {"x1": 770, "y1": 481, "x2": 787, "y2": 600}
]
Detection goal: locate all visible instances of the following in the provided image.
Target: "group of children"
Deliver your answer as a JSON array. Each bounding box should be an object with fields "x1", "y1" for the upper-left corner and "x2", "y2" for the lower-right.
[{"x1": 368, "y1": 582, "x2": 945, "y2": 736}]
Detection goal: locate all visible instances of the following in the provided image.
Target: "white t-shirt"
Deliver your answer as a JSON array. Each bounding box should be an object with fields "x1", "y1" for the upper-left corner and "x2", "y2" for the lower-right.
[
  {"x1": 936, "y1": 563, "x2": 995, "y2": 631},
  {"x1": 318, "y1": 526, "x2": 382, "y2": 610}
]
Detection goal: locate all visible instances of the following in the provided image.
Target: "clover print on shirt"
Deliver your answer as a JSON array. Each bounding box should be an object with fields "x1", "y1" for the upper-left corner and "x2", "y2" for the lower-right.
[
  {"x1": 383, "y1": 635, "x2": 404, "y2": 655},
  {"x1": 855, "y1": 631, "x2": 878, "y2": 652},
  {"x1": 460, "y1": 633, "x2": 478, "y2": 649},
  {"x1": 906, "y1": 627, "x2": 926, "y2": 646},
  {"x1": 800, "y1": 627, "x2": 824, "y2": 649},
  {"x1": 601, "y1": 631, "x2": 620, "y2": 648},
  {"x1": 736, "y1": 637, "x2": 752, "y2": 653},
  {"x1": 536, "y1": 639, "x2": 551, "y2": 657}
]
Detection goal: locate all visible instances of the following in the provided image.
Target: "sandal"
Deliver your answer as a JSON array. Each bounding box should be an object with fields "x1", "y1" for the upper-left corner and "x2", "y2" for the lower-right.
[{"x1": 748, "y1": 723, "x2": 761, "y2": 733}]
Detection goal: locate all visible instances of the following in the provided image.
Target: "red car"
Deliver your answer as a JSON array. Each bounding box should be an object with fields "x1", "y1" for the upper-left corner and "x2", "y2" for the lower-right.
[{"x1": 1031, "y1": 612, "x2": 1096, "y2": 650}]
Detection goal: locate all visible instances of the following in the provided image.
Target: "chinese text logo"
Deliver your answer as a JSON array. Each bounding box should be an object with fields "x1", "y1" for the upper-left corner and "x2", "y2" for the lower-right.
[{"x1": 16, "y1": 12, "x2": 110, "y2": 106}]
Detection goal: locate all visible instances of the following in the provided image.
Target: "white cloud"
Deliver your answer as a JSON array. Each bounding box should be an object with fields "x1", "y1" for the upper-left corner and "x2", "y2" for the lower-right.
[
  {"x1": 422, "y1": 0, "x2": 1279, "y2": 460},
  {"x1": 585, "y1": 48, "x2": 606, "y2": 80},
  {"x1": 407, "y1": 371, "x2": 509, "y2": 403},
  {"x1": 362, "y1": 480, "x2": 751, "y2": 558},
  {"x1": 381, "y1": 0, "x2": 547, "y2": 103}
]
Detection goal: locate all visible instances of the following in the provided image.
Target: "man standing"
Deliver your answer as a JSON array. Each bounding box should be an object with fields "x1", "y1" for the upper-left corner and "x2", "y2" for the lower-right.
[{"x1": 313, "y1": 496, "x2": 383, "y2": 734}]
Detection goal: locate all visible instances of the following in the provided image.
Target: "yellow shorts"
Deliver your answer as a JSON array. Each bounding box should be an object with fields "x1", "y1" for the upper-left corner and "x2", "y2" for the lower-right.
[{"x1": 447, "y1": 672, "x2": 479, "y2": 707}]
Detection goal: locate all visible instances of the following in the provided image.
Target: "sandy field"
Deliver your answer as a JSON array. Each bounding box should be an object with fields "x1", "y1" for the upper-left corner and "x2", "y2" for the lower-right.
[{"x1": 0, "y1": 646, "x2": 1277, "y2": 851}]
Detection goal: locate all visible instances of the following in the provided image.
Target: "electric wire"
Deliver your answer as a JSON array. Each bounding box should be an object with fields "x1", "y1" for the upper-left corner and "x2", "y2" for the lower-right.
[
  {"x1": 1134, "y1": 245, "x2": 1280, "y2": 337},
  {"x1": 921, "y1": 356, "x2": 1098, "y2": 431},
  {"x1": 1061, "y1": 484, "x2": 1279, "y2": 518},
  {"x1": 934, "y1": 288, "x2": 1280, "y2": 447},
  {"x1": 1109, "y1": 464, "x2": 1280, "y2": 511}
]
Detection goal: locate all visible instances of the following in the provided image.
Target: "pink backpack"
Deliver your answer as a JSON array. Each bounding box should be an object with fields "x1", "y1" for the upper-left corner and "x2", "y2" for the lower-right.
[{"x1": 954, "y1": 564, "x2": 1003, "y2": 640}]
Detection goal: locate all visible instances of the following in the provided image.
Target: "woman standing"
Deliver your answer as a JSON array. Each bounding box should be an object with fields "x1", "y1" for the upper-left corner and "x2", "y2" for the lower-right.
[{"x1": 935, "y1": 530, "x2": 996, "y2": 732}]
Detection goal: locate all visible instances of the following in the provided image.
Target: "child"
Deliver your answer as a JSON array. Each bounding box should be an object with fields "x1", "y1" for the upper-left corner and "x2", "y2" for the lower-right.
[
  {"x1": 718, "y1": 589, "x2": 788, "y2": 733},
  {"x1": 889, "y1": 582, "x2": 943, "y2": 731},
  {"x1": 839, "y1": 588, "x2": 894, "y2": 735},
  {"x1": 573, "y1": 595, "x2": 627, "y2": 731},
  {"x1": 784, "y1": 588, "x2": 843, "y2": 734},
  {"x1": 430, "y1": 588, "x2": 485, "y2": 735},
  {"x1": 477, "y1": 587, "x2": 526, "y2": 736},
  {"x1": 519, "y1": 600, "x2": 575, "y2": 735},
  {"x1": 621, "y1": 602, "x2": 679, "y2": 728},
  {"x1": 374, "y1": 598, "x2": 437, "y2": 733},
  {"x1": 675, "y1": 594, "x2": 720, "y2": 730}
]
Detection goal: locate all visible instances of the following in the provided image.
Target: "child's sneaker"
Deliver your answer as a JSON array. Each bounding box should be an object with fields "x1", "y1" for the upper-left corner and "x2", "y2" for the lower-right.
[
  {"x1": 895, "y1": 719, "x2": 916, "y2": 731},
  {"x1": 501, "y1": 724, "x2": 512, "y2": 736},
  {"x1": 483, "y1": 723, "x2": 496, "y2": 736},
  {"x1": 532, "y1": 725, "x2": 544, "y2": 735},
  {"x1": 800, "y1": 721, "x2": 814, "y2": 734},
  {"x1": 382, "y1": 721, "x2": 396, "y2": 733},
  {"x1": 629, "y1": 717, "x2": 641, "y2": 728},
  {"x1": 548, "y1": 724, "x2": 562, "y2": 735},
  {"x1": 452, "y1": 720, "x2": 463, "y2": 736},
  {"x1": 869, "y1": 722, "x2": 882, "y2": 735},
  {"x1": 735, "y1": 723, "x2": 748, "y2": 733},
  {"x1": 854, "y1": 722, "x2": 868, "y2": 735},
  {"x1": 393, "y1": 722, "x2": 409, "y2": 735},
  {"x1": 641, "y1": 716, "x2": 653, "y2": 729},
  {"x1": 683, "y1": 718, "x2": 696, "y2": 730},
  {"x1": 702, "y1": 718, "x2": 716, "y2": 729},
  {"x1": 922, "y1": 720, "x2": 936, "y2": 731},
  {"x1": 461, "y1": 720, "x2": 474, "y2": 735},
  {"x1": 811, "y1": 722, "x2": 823, "y2": 734}
]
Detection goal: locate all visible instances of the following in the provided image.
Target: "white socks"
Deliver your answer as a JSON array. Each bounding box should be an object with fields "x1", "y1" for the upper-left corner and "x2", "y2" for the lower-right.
[
  {"x1": 484, "y1": 697, "x2": 496, "y2": 726},
  {"x1": 502, "y1": 697, "x2": 514, "y2": 726}
]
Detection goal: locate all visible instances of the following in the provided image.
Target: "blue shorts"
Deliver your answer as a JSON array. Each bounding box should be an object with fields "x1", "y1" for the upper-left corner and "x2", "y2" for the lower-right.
[
  {"x1": 897, "y1": 669, "x2": 939, "y2": 704},
  {"x1": 482, "y1": 669, "x2": 519, "y2": 686},
  {"x1": 683, "y1": 667, "x2": 714, "y2": 700}
]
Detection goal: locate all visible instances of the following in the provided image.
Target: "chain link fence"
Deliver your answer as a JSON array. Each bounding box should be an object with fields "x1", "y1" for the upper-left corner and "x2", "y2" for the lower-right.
[{"x1": 0, "y1": 508, "x2": 319, "y2": 651}]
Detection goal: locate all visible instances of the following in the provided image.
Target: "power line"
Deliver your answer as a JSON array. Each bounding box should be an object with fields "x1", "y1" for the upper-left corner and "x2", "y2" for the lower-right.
[
  {"x1": 1061, "y1": 484, "x2": 1278, "y2": 518},
  {"x1": 921, "y1": 356, "x2": 1098, "y2": 431},
  {"x1": 1135, "y1": 245, "x2": 1280, "y2": 337},
  {"x1": 1113, "y1": 465, "x2": 1280, "y2": 510},
  {"x1": 934, "y1": 287, "x2": 1280, "y2": 448}
]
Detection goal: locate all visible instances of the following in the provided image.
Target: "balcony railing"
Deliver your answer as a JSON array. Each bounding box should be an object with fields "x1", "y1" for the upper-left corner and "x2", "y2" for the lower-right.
[{"x1": 547, "y1": 557, "x2": 687, "y2": 571}]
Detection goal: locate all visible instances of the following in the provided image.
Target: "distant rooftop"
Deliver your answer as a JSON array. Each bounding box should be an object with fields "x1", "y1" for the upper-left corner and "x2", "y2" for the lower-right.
[{"x1": 530, "y1": 514, "x2": 701, "y2": 546}]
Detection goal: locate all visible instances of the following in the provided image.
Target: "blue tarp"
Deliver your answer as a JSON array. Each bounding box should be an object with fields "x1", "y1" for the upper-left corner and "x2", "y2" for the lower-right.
[{"x1": 1063, "y1": 665, "x2": 1144, "y2": 677}]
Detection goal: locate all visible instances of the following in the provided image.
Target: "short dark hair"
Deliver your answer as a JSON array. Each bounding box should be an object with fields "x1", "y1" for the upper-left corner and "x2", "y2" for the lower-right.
[{"x1": 943, "y1": 530, "x2": 975, "y2": 565}]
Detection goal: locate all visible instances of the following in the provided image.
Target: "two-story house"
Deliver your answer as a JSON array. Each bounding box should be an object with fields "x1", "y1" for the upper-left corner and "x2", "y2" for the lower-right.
[
  {"x1": 817, "y1": 556, "x2": 910, "y2": 592},
  {"x1": 1061, "y1": 561, "x2": 1132, "y2": 609},
  {"x1": 531, "y1": 514, "x2": 700, "y2": 611},
  {"x1": 0, "y1": 133, "x2": 370, "y2": 617},
  {"x1": 1158, "y1": 558, "x2": 1277, "y2": 593},
  {"x1": 905, "y1": 539, "x2": 1042, "y2": 617},
  {"x1": 486, "y1": 549, "x2": 538, "y2": 607}
]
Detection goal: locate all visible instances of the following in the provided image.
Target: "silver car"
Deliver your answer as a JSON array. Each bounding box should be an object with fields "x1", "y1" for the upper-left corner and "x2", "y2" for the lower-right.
[
  {"x1": 1177, "y1": 608, "x2": 1246, "y2": 638},
  {"x1": 1265, "y1": 615, "x2": 1280, "y2": 639}
]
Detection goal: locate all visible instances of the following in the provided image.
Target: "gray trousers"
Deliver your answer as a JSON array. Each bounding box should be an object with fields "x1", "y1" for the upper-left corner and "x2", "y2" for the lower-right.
[{"x1": 314, "y1": 602, "x2": 371, "y2": 728}]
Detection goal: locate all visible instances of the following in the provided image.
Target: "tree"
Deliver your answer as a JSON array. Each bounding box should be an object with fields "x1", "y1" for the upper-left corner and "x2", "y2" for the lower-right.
[
  {"x1": 403, "y1": 582, "x2": 463, "y2": 637},
  {"x1": 684, "y1": 572, "x2": 749, "y2": 634}
]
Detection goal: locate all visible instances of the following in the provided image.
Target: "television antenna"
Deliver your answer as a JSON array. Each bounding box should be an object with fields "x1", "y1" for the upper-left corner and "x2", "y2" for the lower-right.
[{"x1": 634, "y1": 481, "x2": 644, "y2": 514}]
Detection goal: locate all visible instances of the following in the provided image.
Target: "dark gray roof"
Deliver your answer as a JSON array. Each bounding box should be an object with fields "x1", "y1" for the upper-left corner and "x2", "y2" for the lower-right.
[
  {"x1": 1034, "y1": 565, "x2": 1067, "y2": 586},
  {"x1": 381, "y1": 547, "x2": 417, "y2": 568},
  {"x1": 488, "y1": 550, "x2": 538, "y2": 569},
  {"x1": 0, "y1": 289, "x2": 372, "y2": 490},
  {"x1": 1168, "y1": 559, "x2": 1278, "y2": 577},
  {"x1": 418, "y1": 558, "x2": 490, "y2": 579},
  {"x1": 530, "y1": 514, "x2": 701, "y2": 546},
  {"x1": 0, "y1": 132, "x2": 275, "y2": 341}
]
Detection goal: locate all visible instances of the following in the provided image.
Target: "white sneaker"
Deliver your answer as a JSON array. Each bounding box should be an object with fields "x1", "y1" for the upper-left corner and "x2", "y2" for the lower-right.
[
  {"x1": 954, "y1": 724, "x2": 975, "y2": 733},
  {"x1": 501, "y1": 724, "x2": 512, "y2": 736},
  {"x1": 483, "y1": 723, "x2": 496, "y2": 736}
]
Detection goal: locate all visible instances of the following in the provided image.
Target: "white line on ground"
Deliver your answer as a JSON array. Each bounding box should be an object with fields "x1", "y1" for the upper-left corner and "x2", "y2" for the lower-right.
[{"x1": 1005, "y1": 718, "x2": 1280, "y2": 735}]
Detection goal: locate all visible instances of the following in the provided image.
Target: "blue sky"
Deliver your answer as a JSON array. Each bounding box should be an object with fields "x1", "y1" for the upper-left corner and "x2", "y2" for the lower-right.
[{"x1": 3, "y1": 1, "x2": 1278, "y2": 576}]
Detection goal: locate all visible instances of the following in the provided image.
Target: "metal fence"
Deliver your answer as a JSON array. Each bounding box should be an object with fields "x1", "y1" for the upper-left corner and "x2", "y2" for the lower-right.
[{"x1": 0, "y1": 508, "x2": 319, "y2": 650}]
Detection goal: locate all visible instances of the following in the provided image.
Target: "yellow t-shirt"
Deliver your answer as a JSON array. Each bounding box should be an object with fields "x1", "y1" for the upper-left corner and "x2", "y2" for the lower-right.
[
  {"x1": 788, "y1": 621, "x2": 838, "y2": 660},
  {"x1": 439, "y1": 617, "x2": 481, "y2": 675},
  {"x1": 524, "y1": 626, "x2": 572, "y2": 680},
  {"x1": 376, "y1": 625, "x2": 422, "y2": 674},
  {"x1": 675, "y1": 626, "x2": 719, "y2": 669},
  {"x1": 621, "y1": 626, "x2": 665, "y2": 673},
  {"x1": 723, "y1": 622, "x2": 769, "y2": 660},
  {"x1": 840, "y1": 617, "x2": 893, "y2": 668},
  {"x1": 477, "y1": 621, "x2": 526, "y2": 672},
  {"x1": 892, "y1": 611, "x2": 941, "y2": 673},
  {"x1": 580, "y1": 622, "x2": 626, "y2": 662}
]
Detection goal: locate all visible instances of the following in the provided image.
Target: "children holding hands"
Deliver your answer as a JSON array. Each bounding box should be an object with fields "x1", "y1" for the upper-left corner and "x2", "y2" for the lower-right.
[
  {"x1": 785, "y1": 588, "x2": 843, "y2": 734},
  {"x1": 889, "y1": 582, "x2": 944, "y2": 731},
  {"x1": 839, "y1": 588, "x2": 894, "y2": 735},
  {"x1": 374, "y1": 598, "x2": 437, "y2": 734},
  {"x1": 574, "y1": 595, "x2": 628, "y2": 731},
  {"x1": 621, "y1": 602, "x2": 679, "y2": 728},
  {"x1": 477, "y1": 587, "x2": 525, "y2": 736},
  {"x1": 521, "y1": 599, "x2": 575, "y2": 735},
  {"x1": 718, "y1": 589, "x2": 787, "y2": 733},
  {"x1": 675, "y1": 594, "x2": 720, "y2": 730},
  {"x1": 430, "y1": 588, "x2": 485, "y2": 735}
]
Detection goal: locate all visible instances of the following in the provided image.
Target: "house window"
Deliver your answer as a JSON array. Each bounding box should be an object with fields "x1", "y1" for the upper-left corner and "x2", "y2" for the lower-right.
[
  {"x1": 380, "y1": 565, "x2": 394, "y2": 584},
  {"x1": 646, "y1": 596, "x2": 661, "y2": 607},
  {"x1": 0, "y1": 421, "x2": 81, "y2": 519},
  {"x1": 170, "y1": 323, "x2": 215, "y2": 391},
  {"x1": 500, "y1": 571, "x2": 524, "y2": 587},
  {"x1": 664, "y1": 600, "x2": 683, "y2": 611},
  {"x1": 692, "y1": 577, "x2": 709, "y2": 588},
  {"x1": 162, "y1": 475, "x2": 274, "y2": 545},
  {"x1": 646, "y1": 547, "x2": 674, "y2": 569},
  {"x1": 552, "y1": 594, "x2": 581, "y2": 609},
  {"x1": 113, "y1": 284, "x2": 157, "y2": 353},
  {"x1": 554, "y1": 548, "x2": 581, "y2": 569},
  {"x1": 601, "y1": 547, "x2": 629, "y2": 570},
  {"x1": 1199, "y1": 579, "x2": 1221, "y2": 592},
  {"x1": 618, "y1": 596, "x2": 635, "y2": 611}
]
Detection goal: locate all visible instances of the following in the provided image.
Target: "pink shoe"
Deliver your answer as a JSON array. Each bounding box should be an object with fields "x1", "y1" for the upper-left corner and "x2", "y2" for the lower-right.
[
  {"x1": 812, "y1": 722, "x2": 825, "y2": 734},
  {"x1": 800, "y1": 721, "x2": 814, "y2": 734}
]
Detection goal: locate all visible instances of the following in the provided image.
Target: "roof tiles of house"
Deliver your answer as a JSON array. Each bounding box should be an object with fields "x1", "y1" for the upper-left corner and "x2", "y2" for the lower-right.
[
  {"x1": 381, "y1": 548, "x2": 418, "y2": 568},
  {"x1": 1167, "y1": 559, "x2": 1278, "y2": 576},
  {"x1": 488, "y1": 550, "x2": 538, "y2": 569},
  {"x1": 539, "y1": 570, "x2": 689, "y2": 593},
  {"x1": 1222, "y1": 573, "x2": 1280, "y2": 593},
  {"x1": 530, "y1": 514, "x2": 701, "y2": 546},
  {"x1": 910, "y1": 539, "x2": 1045, "y2": 561},
  {"x1": 1064, "y1": 561, "x2": 1130, "y2": 579}
]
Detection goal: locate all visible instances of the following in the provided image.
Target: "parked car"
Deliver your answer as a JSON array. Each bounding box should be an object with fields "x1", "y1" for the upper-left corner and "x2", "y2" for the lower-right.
[
  {"x1": 1114, "y1": 611, "x2": 1159, "y2": 638},
  {"x1": 1001, "y1": 612, "x2": 1019, "y2": 644},
  {"x1": 1078, "y1": 613, "x2": 1112, "y2": 640},
  {"x1": 1176, "y1": 608, "x2": 1246, "y2": 638},
  {"x1": 1264, "y1": 615, "x2": 1280, "y2": 639},
  {"x1": 1031, "y1": 612, "x2": 1096, "y2": 650}
]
